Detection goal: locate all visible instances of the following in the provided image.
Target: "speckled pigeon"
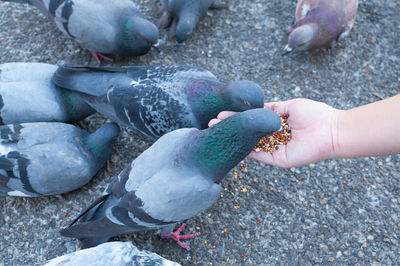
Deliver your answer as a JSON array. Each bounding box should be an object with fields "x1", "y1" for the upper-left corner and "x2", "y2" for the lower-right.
[
  {"x1": 60, "y1": 108, "x2": 281, "y2": 249},
  {"x1": 158, "y1": 0, "x2": 225, "y2": 43},
  {"x1": 0, "y1": 122, "x2": 119, "y2": 197},
  {"x1": 44, "y1": 241, "x2": 180, "y2": 266},
  {"x1": 0, "y1": 62, "x2": 94, "y2": 124},
  {"x1": 284, "y1": 0, "x2": 358, "y2": 53},
  {"x1": 52, "y1": 64, "x2": 265, "y2": 140},
  {"x1": 1, "y1": 0, "x2": 159, "y2": 62}
]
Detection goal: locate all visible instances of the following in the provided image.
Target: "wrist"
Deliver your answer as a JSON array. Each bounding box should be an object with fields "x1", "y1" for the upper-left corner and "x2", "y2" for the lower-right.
[{"x1": 330, "y1": 108, "x2": 347, "y2": 159}]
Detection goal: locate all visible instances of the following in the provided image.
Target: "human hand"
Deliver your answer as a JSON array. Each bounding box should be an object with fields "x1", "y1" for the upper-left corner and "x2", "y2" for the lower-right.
[{"x1": 209, "y1": 99, "x2": 341, "y2": 168}]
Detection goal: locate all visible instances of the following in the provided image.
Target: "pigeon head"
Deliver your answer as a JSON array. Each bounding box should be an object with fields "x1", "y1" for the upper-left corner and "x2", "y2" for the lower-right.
[
  {"x1": 175, "y1": 15, "x2": 199, "y2": 43},
  {"x1": 284, "y1": 24, "x2": 318, "y2": 54},
  {"x1": 121, "y1": 17, "x2": 159, "y2": 55},
  {"x1": 87, "y1": 123, "x2": 120, "y2": 160},
  {"x1": 189, "y1": 108, "x2": 281, "y2": 183},
  {"x1": 188, "y1": 80, "x2": 264, "y2": 129},
  {"x1": 225, "y1": 80, "x2": 265, "y2": 111}
]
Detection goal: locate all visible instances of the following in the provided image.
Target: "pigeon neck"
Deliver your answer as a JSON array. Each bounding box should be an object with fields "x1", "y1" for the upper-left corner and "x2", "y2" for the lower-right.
[
  {"x1": 187, "y1": 116, "x2": 264, "y2": 184},
  {"x1": 175, "y1": 10, "x2": 200, "y2": 42},
  {"x1": 86, "y1": 129, "x2": 117, "y2": 160},
  {"x1": 120, "y1": 19, "x2": 137, "y2": 53},
  {"x1": 301, "y1": 8, "x2": 343, "y2": 38},
  {"x1": 187, "y1": 81, "x2": 233, "y2": 128},
  {"x1": 58, "y1": 88, "x2": 95, "y2": 121}
]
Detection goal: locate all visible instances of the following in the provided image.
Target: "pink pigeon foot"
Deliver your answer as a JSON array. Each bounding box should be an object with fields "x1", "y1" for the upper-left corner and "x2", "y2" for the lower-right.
[
  {"x1": 91, "y1": 51, "x2": 113, "y2": 63},
  {"x1": 161, "y1": 223, "x2": 200, "y2": 250},
  {"x1": 54, "y1": 194, "x2": 62, "y2": 198}
]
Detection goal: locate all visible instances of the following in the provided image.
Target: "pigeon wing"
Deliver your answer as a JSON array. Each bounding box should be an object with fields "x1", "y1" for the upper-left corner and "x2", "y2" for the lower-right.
[
  {"x1": 106, "y1": 83, "x2": 195, "y2": 139},
  {"x1": 64, "y1": 168, "x2": 222, "y2": 239},
  {"x1": 52, "y1": 64, "x2": 131, "y2": 96},
  {"x1": 0, "y1": 124, "x2": 35, "y2": 196}
]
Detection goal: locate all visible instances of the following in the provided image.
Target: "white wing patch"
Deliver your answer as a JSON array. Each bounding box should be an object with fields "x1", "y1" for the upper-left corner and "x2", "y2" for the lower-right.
[
  {"x1": 8, "y1": 190, "x2": 33, "y2": 197},
  {"x1": 127, "y1": 211, "x2": 159, "y2": 229},
  {"x1": 0, "y1": 143, "x2": 16, "y2": 155},
  {"x1": 301, "y1": 3, "x2": 311, "y2": 19}
]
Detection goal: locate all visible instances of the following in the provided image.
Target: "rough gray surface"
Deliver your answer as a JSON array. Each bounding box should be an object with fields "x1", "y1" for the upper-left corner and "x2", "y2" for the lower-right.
[{"x1": 0, "y1": 0, "x2": 399, "y2": 265}]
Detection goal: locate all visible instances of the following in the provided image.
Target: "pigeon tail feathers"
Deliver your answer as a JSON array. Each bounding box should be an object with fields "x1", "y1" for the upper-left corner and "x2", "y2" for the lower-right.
[
  {"x1": 78, "y1": 237, "x2": 111, "y2": 249},
  {"x1": 52, "y1": 64, "x2": 129, "y2": 96},
  {"x1": 0, "y1": 0, "x2": 30, "y2": 3}
]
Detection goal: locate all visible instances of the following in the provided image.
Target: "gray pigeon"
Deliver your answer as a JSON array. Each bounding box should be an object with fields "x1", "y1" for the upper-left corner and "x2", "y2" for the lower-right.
[
  {"x1": 158, "y1": 0, "x2": 225, "y2": 43},
  {"x1": 0, "y1": 62, "x2": 94, "y2": 124},
  {"x1": 284, "y1": 0, "x2": 358, "y2": 53},
  {"x1": 60, "y1": 108, "x2": 281, "y2": 249},
  {"x1": 44, "y1": 241, "x2": 180, "y2": 266},
  {"x1": 0, "y1": 122, "x2": 119, "y2": 197},
  {"x1": 1, "y1": 0, "x2": 159, "y2": 62},
  {"x1": 52, "y1": 64, "x2": 265, "y2": 140}
]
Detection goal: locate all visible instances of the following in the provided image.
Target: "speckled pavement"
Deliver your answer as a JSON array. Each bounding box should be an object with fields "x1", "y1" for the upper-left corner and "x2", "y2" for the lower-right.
[{"x1": 0, "y1": 0, "x2": 399, "y2": 265}]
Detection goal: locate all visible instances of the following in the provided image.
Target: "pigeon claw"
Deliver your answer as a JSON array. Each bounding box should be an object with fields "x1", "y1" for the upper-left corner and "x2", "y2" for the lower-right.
[
  {"x1": 161, "y1": 223, "x2": 200, "y2": 251},
  {"x1": 92, "y1": 51, "x2": 113, "y2": 63}
]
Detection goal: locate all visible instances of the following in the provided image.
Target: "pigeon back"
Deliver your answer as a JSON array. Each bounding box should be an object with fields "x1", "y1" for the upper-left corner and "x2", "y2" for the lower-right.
[
  {"x1": 0, "y1": 63, "x2": 94, "y2": 124},
  {"x1": 0, "y1": 122, "x2": 116, "y2": 196}
]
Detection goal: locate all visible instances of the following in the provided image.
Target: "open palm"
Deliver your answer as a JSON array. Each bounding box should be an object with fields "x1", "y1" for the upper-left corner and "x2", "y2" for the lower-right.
[{"x1": 209, "y1": 99, "x2": 340, "y2": 168}]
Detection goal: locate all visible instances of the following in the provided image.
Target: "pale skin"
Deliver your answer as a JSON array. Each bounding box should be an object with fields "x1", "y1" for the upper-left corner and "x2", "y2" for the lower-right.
[{"x1": 208, "y1": 95, "x2": 400, "y2": 168}]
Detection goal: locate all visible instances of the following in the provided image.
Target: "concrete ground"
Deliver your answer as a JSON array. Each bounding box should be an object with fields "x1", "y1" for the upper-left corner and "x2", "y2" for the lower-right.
[{"x1": 0, "y1": 0, "x2": 399, "y2": 265}]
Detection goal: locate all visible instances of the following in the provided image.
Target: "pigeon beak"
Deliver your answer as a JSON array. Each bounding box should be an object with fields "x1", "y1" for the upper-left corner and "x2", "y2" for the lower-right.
[
  {"x1": 151, "y1": 43, "x2": 160, "y2": 53},
  {"x1": 282, "y1": 45, "x2": 292, "y2": 56}
]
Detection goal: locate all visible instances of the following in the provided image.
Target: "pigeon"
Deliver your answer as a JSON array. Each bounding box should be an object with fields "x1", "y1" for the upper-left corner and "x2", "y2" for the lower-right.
[
  {"x1": 52, "y1": 64, "x2": 265, "y2": 140},
  {"x1": 0, "y1": 62, "x2": 95, "y2": 124},
  {"x1": 0, "y1": 122, "x2": 119, "y2": 197},
  {"x1": 1, "y1": 0, "x2": 159, "y2": 62},
  {"x1": 60, "y1": 108, "x2": 281, "y2": 249},
  {"x1": 158, "y1": 0, "x2": 226, "y2": 43},
  {"x1": 44, "y1": 241, "x2": 180, "y2": 266},
  {"x1": 284, "y1": 0, "x2": 358, "y2": 53}
]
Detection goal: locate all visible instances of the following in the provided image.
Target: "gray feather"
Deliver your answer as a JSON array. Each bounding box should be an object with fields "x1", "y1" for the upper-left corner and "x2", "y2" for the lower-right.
[
  {"x1": 53, "y1": 64, "x2": 265, "y2": 140},
  {"x1": 162, "y1": 0, "x2": 219, "y2": 43},
  {"x1": 44, "y1": 241, "x2": 181, "y2": 266},
  {"x1": 60, "y1": 109, "x2": 282, "y2": 249},
  {"x1": 0, "y1": 62, "x2": 94, "y2": 124},
  {"x1": 0, "y1": 122, "x2": 119, "y2": 197},
  {"x1": 53, "y1": 65, "x2": 214, "y2": 139},
  {"x1": 3, "y1": 0, "x2": 159, "y2": 56},
  {"x1": 44, "y1": 242, "x2": 180, "y2": 266},
  {"x1": 60, "y1": 128, "x2": 221, "y2": 247}
]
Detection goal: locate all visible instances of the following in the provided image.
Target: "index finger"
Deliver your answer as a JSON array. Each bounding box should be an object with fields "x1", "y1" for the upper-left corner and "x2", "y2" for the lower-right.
[
  {"x1": 264, "y1": 101, "x2": 289, "y2": 115},
  {"x1": 217, "y1": 111, "x2": 238, "y2": 120}
]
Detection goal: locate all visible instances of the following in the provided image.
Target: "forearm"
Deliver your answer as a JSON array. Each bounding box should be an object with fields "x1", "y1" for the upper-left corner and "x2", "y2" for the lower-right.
[{"x1": 333, "y1": 95, "x2": 400, "y2": 158}]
